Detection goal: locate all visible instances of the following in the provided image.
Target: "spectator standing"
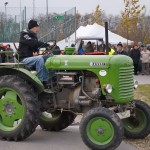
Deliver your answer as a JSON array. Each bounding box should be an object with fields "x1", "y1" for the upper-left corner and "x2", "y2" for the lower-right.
[
  {"x1": 85, "y1": 41, "x2": 94, "y2": 53},
  {"x1": 99, "y1": 41, "x2": 106, "y2": 52},
  {"x1": 138, "y1": 45, "x2": 145, "y2": 73},
  {"x1": 116, "y1": 43, "x2": 128, "y2": 55},
  {"x1": 140, "y1": 46, "x2": 150, "y2": 75},
  {"x1": 130, "y1": 43, "x2": 141, "y2": 75},
  {"x1": 5, "y1": 44, "x2": 14, "y2": 62},
  {"x1": 51, "y1": 40, "x2": 60, "y2": 55},
  {"x1": 0, "y1": 43, "x2": 7, "y2": 63}
]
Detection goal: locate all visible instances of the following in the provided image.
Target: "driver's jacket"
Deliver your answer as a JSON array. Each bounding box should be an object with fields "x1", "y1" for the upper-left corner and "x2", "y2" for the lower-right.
[{"x1": 18, "y1": 29, "x2": 49, "y2": 61}]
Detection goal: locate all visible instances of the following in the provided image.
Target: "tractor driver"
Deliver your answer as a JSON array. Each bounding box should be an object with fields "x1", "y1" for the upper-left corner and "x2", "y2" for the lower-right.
[{"x1": 18, "y1": 20, "x2": 53, "y2": 86}]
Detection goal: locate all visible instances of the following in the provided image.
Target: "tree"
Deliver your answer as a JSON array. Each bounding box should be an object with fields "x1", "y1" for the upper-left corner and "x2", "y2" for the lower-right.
[
  {"x1": 115, "y1": 0, "x2": 145, "y2": 43},
  {"x1": 90, "y1": 5, "x2": 103, "y2": 25},
  {"x1": 76, "y1": 11, "x2": 81, "y2": 28}
]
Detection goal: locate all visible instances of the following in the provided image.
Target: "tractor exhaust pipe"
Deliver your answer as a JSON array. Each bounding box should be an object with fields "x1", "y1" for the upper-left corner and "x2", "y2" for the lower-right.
[{"x1": 105, "y1": 22, "x2": 109, "y2": 55}]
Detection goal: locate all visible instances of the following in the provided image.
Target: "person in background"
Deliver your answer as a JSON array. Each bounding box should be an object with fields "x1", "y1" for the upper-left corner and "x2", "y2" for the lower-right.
[
  {"x1": 140, "y1": 45, "x2": 150, "y2": 75},
  {"x1": 85, "y1": 41, "x2": 94, "y2": 53},
  {"x1": 130, "y1": 43, "x2": 141, "y2": 75},
  {"x1": 111, "y1": 45, "x2": 117, "y2": 52},
  {"x1": 5, "y1": 44, "x2": 14, "y2": 62},
  {"x1": 0, "y1": 43, "x2": 7, "y2": 63},
  {"x1": 76, "y1": 40, "x2": 85, "y2": 55},
  {"x1": 99, "y1": 41, "x2": 106, "y2": 52},
  {"x1": 116, "y1": 43, "x2": 128, "y2": 55},
  {"x1": 138, "y1": 45, "x2": 145, "y2": 74},
  {"x1": 108, "y1": 44, "x2": 115, "y2": 55},
  {"x1": 123, "y1": 42, "x2": 131, "y2": 56},
  {"x1": 71, "y1": 43, "x2": 75, "y2": 47},
  {"x1": 51, "y1": 40, "x2": 60, "y2": 55}
]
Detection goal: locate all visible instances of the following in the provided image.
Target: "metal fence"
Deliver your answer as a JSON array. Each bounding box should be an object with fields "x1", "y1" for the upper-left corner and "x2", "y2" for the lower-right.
[{"x1": 0, "y1": 7, "x2": 76, "y2": 43}]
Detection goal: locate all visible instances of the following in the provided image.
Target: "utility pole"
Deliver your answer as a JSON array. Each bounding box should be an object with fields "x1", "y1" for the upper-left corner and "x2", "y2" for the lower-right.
[
  {"x1": 4, "y1": 2, "x2": 8, "y2": 20},
  {"x1": 33, "y1": 0, "x2": 35, "y2": 19},
  {"x1": 20, "y1": 0, "x2": 22, "y2": 32},
  {"x1": 4, "y1": 2, "x2": 8, "y2": 42},
  {"x1": 46, "y1": 0, "x2": 49, "y2": 28},
  {"x1": 75, "y1": 7, "x2": 77, "y2": 42}
]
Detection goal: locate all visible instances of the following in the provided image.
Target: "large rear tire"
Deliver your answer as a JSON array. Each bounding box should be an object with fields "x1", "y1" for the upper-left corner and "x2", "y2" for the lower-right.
[
  {"x1": 0, "y1": 75, "x2": 39, "y2": 141},
  {"x1": 39, "y1": 110, "x2": 76, "y2": 131},
  {"x1": 79, "y1": 107, "x2": 124, "y2": 150},
  {"x1": 123, "y1": 100, "x2": 150, "y2": 139}
]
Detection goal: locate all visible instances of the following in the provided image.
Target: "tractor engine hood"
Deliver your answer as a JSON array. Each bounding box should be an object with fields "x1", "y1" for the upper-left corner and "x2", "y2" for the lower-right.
[
  {"x1": 45, "y1": 55, "x2": 133, "y2": 70},
  {"x1": 45, "y1": 55, "x2": 112, "y2": 70}
]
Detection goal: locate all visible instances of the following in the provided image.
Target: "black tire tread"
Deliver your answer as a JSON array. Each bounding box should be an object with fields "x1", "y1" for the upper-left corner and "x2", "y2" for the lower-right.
[
  {"x1": 124, "y1": 100, "x2": 150, "y2": 139},
  {"x1": 0, "y1": 75, "x2": 39, "y2": 141},
  {"x1": 79, "y1": 107, "x2": 124, "y2": 150},
  {"x1": 40, "y1": 111, "x2": 76, "y2": 131}
]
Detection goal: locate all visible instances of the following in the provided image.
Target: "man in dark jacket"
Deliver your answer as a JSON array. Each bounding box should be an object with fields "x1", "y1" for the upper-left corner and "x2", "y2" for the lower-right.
[
  {"x1": 130, "y1": 44, "x2": 141, "y2": 75},
  {"x1": 18, "y1": 20, "x2": 51, "y2": 83}
]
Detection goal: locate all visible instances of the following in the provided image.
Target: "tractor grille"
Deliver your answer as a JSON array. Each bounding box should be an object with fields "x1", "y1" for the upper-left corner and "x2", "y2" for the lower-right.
[{"x1": 119, "y1": 66, "x2": 134, "y2": 99}]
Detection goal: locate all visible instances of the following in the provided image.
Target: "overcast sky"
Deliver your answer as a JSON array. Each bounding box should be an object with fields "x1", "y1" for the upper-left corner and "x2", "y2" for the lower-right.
[{"x1": 0, "y1": 0, "x2": 150, "y2": 15}]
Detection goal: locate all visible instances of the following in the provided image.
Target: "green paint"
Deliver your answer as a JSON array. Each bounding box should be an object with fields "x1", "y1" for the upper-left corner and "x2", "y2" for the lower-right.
[
  {"x1": 123, "y1": 108, "x2": 147, "y2": 133},
  {"x1": 0, "y1": 88, "x2": 24, "y2": 131},
  {"x1": 45, "y1": 55, "x2": 134, "y2": 104},
  {"x1": 86, "y1": 117, "x2": 114, "y2": 145},
  {"x1": 15, "y1": 68, "x2": 44, "y2": 92}
]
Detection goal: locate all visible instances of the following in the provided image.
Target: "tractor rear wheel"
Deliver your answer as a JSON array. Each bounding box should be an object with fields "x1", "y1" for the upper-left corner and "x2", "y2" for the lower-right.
[
  {"x1": 39, "y1": 110, "x2": 76, "y2": 131},
  {"x1": 0, "y1": 75, "x2": 39, "y2": 141},
  {"x1": 79, "y1": 107, "x2": 124, "y2": 150}
]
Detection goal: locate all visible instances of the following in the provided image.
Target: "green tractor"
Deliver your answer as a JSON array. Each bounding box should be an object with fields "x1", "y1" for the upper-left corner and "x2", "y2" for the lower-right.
[{"x1": 0, "y1": 53, "x2": 150, "y2": 150}]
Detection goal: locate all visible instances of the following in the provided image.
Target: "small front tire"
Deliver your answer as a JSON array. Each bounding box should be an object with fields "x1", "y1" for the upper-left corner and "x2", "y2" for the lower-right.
[{"x1": 79, "y1": 107, "x2": 124, "y2": 150}]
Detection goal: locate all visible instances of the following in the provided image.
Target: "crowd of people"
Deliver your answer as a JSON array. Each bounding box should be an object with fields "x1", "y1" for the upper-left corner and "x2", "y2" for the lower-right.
[
  {"x1": 75, "y1": 40, "x2": 150, "y2": 75},
  {"x1": 109, "y1": 42, "x2": 150, "y2": 75}
]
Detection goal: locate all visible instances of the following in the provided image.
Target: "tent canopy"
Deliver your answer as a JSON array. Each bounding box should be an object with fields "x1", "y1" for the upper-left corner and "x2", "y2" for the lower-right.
[{"x1": 58, "y1": 23, "x2": 132, "y2": 49}]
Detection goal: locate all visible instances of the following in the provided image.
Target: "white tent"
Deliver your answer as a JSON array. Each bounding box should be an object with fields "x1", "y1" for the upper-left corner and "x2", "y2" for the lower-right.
[{"x1": 58, "y1": 23, "x2": 132, "y2": 49}]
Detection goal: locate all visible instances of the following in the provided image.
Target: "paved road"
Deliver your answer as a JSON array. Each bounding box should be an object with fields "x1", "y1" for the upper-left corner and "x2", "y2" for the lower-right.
[
  {"x1": 0, "y1": 126, "x2": 138, "y2": 150},
  {"x1": 134, "y1": 75, "x2": 150, "y2": 84}
]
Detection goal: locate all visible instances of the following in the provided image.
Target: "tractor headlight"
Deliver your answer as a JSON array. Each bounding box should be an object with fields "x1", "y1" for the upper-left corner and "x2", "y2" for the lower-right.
[
  {"x1": 105, "y1": 84, "x2": 113, "y2": 93},
  {"x1": 134, "y1": 80, "x2": 138, "y2": 89}
]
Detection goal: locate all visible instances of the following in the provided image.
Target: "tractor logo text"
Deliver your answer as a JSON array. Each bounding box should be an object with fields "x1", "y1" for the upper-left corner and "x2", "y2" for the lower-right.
[{"x1": 90, "y1": 62, "x2": 106, "y2": 66}]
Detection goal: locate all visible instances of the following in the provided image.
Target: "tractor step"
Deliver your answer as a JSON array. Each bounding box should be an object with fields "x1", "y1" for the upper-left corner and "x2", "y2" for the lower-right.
[{"x1": 44, "y1": 89, "x2": 54, "y2": 94}]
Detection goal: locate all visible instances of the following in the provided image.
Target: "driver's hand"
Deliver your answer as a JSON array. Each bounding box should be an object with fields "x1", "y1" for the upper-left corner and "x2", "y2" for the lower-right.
[{"x1": 33, "y1": 52, "x2": 38, "y2": 56}]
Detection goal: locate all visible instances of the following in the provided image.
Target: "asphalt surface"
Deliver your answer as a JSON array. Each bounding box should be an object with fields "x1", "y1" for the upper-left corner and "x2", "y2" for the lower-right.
[
  {"x1": 0, "y1": 126, "x2": 138, "y2": 150},
  {"x1": 134, "y1": 75, "x2": 150, "y2": 84}
]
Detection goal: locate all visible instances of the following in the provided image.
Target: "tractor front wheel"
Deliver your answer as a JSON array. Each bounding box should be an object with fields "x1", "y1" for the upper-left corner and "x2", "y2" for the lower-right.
[
  {"x1": 79, "y1": 107, "x2": 124, "y2": 150},
  {"x1": 123, "y1": 100, "x2": 150, "y2": 139}
]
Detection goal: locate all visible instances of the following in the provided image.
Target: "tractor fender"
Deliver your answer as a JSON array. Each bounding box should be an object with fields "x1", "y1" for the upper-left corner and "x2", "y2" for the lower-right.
[{"x1": 0, "y1": 67, "x2": 44, "y2": 93}]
